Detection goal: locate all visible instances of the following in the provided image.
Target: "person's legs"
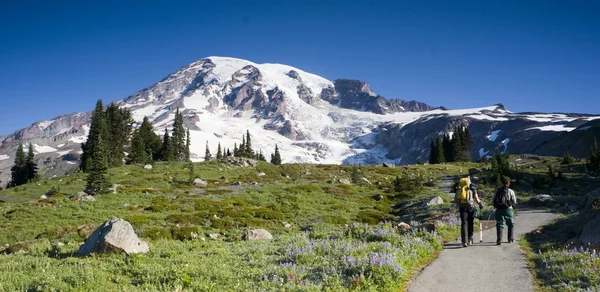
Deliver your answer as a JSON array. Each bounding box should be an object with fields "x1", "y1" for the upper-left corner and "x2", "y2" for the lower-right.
[
  {"x1": 459, "y1": 207, "x2": 469, "y2": 246},
  {"x1": 467, "y1": 208, "x2": 475, "y2": 245},
  {"x1": 506, "y1": 208, "x2": 515, "y2": 243},
  {"x1": 495, "y1": 208, "x2": 505, "y2": 245}
]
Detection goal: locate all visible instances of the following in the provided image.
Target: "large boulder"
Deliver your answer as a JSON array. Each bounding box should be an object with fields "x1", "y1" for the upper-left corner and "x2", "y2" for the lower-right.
[
  {"x1": 415, "y1": 223, "x2": 436, "y2": 233},
  {"x1": 529, "y1": 194, "x2": 555, "y2": 205},
  {"x1": 78, "y1": 218, "x2": 149, "y2": 255},
  {"x1": 359, "y1": 177, "x2": 372, "y2": 185},
  {"x1": 382, "y1": 162, "x2": 395, "y2": 168},
  {"x1": 580, "y1": 213, "x2": 600, "y2": 245},
  {"x1": 468, "y1": 168, "x2": 482, "y2": 175},
  {"x1": 144, "y1": 164, "x2": 152, "y2": 170},
  {"x1": 421, "y1": 196, "x2": 444, "y2": 207},
  {"x1": 193, "y1": 178, "x2": 208, "y2": 188},
  {"x1": 243, "y1": 229, "x2": 273, "y2": 241},
  {"x1": 339, "y1": 178, "x2": 351, "y2": 185},
  {"x1": 73, "y1": 192, "x2": 96, "y2": 202}
]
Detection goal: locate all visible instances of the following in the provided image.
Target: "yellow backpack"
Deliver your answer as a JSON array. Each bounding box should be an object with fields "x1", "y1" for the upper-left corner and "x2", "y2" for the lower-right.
[{"x1": 456, "y1": 177, "x2": 473, "y2": 206}]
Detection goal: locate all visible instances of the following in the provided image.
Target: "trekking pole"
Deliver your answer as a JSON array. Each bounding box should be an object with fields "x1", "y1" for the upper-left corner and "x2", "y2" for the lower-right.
[{"x1": 479, "y1": 208, "x2": 483, "y2": 243}]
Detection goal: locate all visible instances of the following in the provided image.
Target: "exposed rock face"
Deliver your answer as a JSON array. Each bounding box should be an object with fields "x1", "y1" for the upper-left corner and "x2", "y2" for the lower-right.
[
  {"x1": 78, "y1": 218, "x2": 149, "y2": 255},
  {"x1": 243, "y1": 229, "x2": 273, "y2": 241}
]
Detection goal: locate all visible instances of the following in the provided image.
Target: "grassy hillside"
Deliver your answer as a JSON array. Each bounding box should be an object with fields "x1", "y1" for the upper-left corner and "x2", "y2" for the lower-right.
[
  {"x1": 1, "y1": 156, "x2": 597, "y2": 291},
  {"x1": 0, "y1": 160, "x2": 473, "y2": 291}
]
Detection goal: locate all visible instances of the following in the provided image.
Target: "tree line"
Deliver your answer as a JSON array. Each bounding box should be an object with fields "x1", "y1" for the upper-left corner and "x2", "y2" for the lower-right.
[
  {"x1": 204, "y1": 130, "x2": 282, "y2": 165},
  {"x1": 428, "y1": 124, "x2": 473, "y2": 164},
  {"x1": 8, "y1": 143, "x2": 38, "y2": 187}
]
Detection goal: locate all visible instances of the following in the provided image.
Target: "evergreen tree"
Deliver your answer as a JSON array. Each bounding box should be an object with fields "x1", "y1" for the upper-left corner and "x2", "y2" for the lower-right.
[
  {"x1": 591, "y1": 137, "x2": 600, "y2": 171},
  {"x1": 160, "y1": 129, "x2": 174, "y2": 161},
  {"x1": 463, "y1": 126, "x2": 473, "y2": 161},
  {"x1": 86, "y1": 135, "x2": 110, "y2": 194},
  {"x1": 10, "y1": 143, "x2": 27, "y2": 186},
  {"x1": 241, "y1": 136, "x2": 246, "y2": 158},
  {"x1": 561, "y1": 152, "x2": 575, "y2": 165},
  {"x1": 436, "y1": 136, "x2": 445, "y2": 163},
  {"x1": 205, "y1": 141, "x2": 212, "y2": 161},
  {"x1": 185, "y1": 129, "x2": 191, "y2": 162},
  {"x1": 233, "y1": 143, "x2": 238, "y2": 157},
  {"x1": 226, "y1": 148, "x2": 232, "y2": 157},
  {"x1": 128, "y1": 117, "x2": 160, "y2": 164},
  {"x1": 351, "y1": 165, "x2": 361, "y2": 184},
  {"x1": 81, "y1": 100, "x2": 109, "y2": 172},
  {"x1": 442, "y1": 134, "x2": 452, "y2": 162},
  {"x1": 245, "y1": 130, "x2": 253, "y2": 157},
  {"x1": 105, "y1": 104, "x2": 133, "y2": 167},
  {"x1": 258, "y1": 149, "x2": 266, "y2": 161},
  {"x1": 270, "y1": 144, "x2": 282, "y2": 165},
  {"x1": 216, "y1": 143, "x2": 223, "y2": 159},
  {"x1": 428, "y1": 138, "x2": 437, "y2": 164},
  {"x1": 172, "y1": 108, "x2": 186, "y2": 161},
  {"x1": 25, "y1": 143, "x2": 38, "y2": 182}
]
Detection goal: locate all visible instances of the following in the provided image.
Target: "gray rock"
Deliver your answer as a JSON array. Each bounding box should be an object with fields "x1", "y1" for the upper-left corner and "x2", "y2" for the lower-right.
[
  {"x1": 78, "y1": 218, "x2": 149, "y2": 255},
  {"x1": 284, "y1": 223, "x2": 292, "y2": 228},
  {"x1": 247, "y1": 159, "x2": 258, "y2": 167},
  {"x1": 422, "y1": 196, "x2": 444, "y2": 207},
  {"x1": 580, "y1": 213, "x2": 600, "y2": 245},
  {"x1": 529, "y1": 194, "x2": 555, "y2": 204},
  {"x1": 243, "y1": 229, "x2": 273, "y2": 241},
  {"x1": 208, "y1": 234, "x2": 219, "y2": 240},
  {"x1": 257, "y1": 172, "x2": 266, "y2": 177},
  {"x1": 73, "y1": 192, "x2": 95, "y2": 202},
  {"x1": 108, "y1": 184, "x2": 121, "y2": 194},
  {"x1": 397, "y1": 222, "x2": 411, "y2": 231},
  {"x1": 232, "y1": 181, "x2": 242, "y2": 186},
  {"x1": 144, "y1": 164, "x2": 152, "y2": 170},
  {"x1": 193, "y1": 178, "x2": 208, "y2": 187},
  {"x1": 359, "y1": 177, "x2": 372, "y2": 185},
  {"x1": 339, "y1": 178, "x2": 351, "y2": 185},
  {"x1": 415, "y1": 223, "x2": 436, "y2": 233},
  {"x1": 383, "y1": 162, "x2": 395, "y2": 168},
  {"x1": 40, "y1": 194, "x2": 48, "y2": 199}
]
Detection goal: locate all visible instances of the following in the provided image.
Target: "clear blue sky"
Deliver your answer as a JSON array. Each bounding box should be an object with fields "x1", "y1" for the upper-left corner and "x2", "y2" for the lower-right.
[{"x1": 1, "y1": 0, "x2": 599, "y2": 135}]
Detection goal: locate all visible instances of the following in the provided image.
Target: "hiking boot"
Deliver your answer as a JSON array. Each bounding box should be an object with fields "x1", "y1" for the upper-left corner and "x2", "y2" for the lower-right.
[
  {"x1": 496, "y1": 229, "x2": 503, "y2": 246},
  {"x1": 507, "y1": 227, "x2": 514, "y2": 243},
  {"x1": 463, "y1": 243, "x2": 468, "y2": 247},
  {"x1": 468, "y1": 239, "x2": 473, "y2": 245}
]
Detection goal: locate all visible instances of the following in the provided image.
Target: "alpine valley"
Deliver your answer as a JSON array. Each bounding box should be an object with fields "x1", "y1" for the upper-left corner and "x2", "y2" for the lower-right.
[{"x1": 1, "y1": 56, "x2": 599, "y2": 187}]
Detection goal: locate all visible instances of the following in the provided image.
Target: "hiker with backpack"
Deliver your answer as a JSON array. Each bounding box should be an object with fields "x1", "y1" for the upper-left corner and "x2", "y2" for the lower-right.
[
  {"x1": 492, "y1": 177, "x2": 518, "y2": 245},
  {"x1": 453, "y1": 175, "x2": 483, "y2": 247}
]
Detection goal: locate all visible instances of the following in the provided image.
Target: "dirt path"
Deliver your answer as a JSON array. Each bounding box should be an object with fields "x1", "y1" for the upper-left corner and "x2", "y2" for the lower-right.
[{"x1": 408, "y1": 210, "x2": 557, "y2": 292}]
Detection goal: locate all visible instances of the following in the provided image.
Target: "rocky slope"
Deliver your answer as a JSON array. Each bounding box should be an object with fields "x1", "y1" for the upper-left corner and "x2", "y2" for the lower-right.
[{"x1": 1, "y1": 56, "x2": 599, "y2": 187}]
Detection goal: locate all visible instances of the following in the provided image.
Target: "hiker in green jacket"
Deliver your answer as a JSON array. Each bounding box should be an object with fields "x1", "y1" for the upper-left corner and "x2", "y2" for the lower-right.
[{"x1": 492, "y1": 177, "x2": 518, "y2": 245}]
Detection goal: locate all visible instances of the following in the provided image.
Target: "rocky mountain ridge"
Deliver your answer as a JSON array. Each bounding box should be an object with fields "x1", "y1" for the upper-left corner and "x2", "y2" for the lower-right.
[{"x1": 1, "y1": 56, "x2": 599, "y2": 187}]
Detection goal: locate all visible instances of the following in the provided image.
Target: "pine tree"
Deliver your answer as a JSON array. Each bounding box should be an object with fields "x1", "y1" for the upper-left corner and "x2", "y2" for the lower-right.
[
  {"x1": 216, "y1": 143, "x2": 223, "y2": 159},
  {"x1": 81, "y1": 100, "x2": 109, "y2": 172},
  {"x1": 436, "y1": 136, "x2": 445, "y2": 163},
  {"x1": 160, "y1": 129, "x2": 174, "y2": 161},
  {"x1": 591, "y1": 137, "x2": 600, "y2": 171},
  {"x1": 561, "y1": 152, "x2": 575, "y2": 165},
  {"x1": 245, "y1": 130, "x2": 252, "y2": 157},
  {"x1": 105, "y1": 104, "x2": 133, "y2": 167},
  {"x1": 25, "y1": 143, "x2": 38, "y2": 182},
  {"x1": 172, "y1": 108, "x2": 186, "y2": 161},
  {"x1": 226, "y1": 148, "x2": 232, "y2": 157},
  {"x1": 442, "y1": 134, "x2": 452, "y2": 162},
  {"x1": 128, "y1": 117, "x2": 160, "y2": 164},
  {"x1": 205, "y1": 141, "x2": 212, "y2": 161},
  {"x1": 233, "y1": 143, "x2": 238, "y2": 157},
  {"x1": 258, "y1": 149, "x2": 266, "y2": 161},
  {"x1": 351, "y1": 165, "x2": 361, "y2": 184},
  {"x1": 185, "y1": 129, "x2": 191, "y2": 162},
  {"x1": 10, "y1": 143, "x2": 27, "y2": 186},
  {"x1": 428, "y1": 138, "x2": 437, "y2": 164},
  {"x1": 463, "y1": 126, "x2": 473, "y2": 161},
  {"x1": 241, "y1": 136, "x2": 246, "y2": 158},
  {"x1": 86, "y1": 135, "x2": 110, "y2": 194},
  {"x1": 270, "y1": 144, "x2": 282, "y2": 165}
]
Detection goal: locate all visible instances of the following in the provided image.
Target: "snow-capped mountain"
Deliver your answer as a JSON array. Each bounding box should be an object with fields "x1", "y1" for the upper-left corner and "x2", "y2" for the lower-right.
[{"x1": 1, "y1": 56, "x2": 599, "y2": 187}]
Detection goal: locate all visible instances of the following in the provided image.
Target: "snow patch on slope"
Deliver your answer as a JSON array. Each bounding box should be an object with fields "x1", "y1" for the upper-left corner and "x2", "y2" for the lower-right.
[
  {"x1": 479, "y1": 148, "x2": 489, "y2": 158},
  {"x1": 501, "y1": 138, "x2": 510, "y2": 154},
  {"x1": 526, "y1": 125, "x2": 576, "y2": 132},
  {"x1": 34, "y1": 144, "x2": 57, "y2": 154},
  {"x1": 487, "y1": 130, "x2": 501, "y2": 142},
  {"x1": 0, "y1": 154, "x2": 9, "y2": 161}
]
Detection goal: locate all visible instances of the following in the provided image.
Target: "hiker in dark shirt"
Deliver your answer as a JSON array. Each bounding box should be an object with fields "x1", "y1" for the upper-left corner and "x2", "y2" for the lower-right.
[
  {"x1": 492, "y1": 177, "x2": 518, "y2": 245},
  {"x1": 452, "y1": 175, "x2": 483, "y2": 247}
]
